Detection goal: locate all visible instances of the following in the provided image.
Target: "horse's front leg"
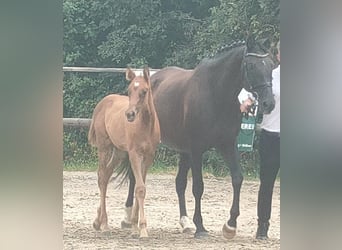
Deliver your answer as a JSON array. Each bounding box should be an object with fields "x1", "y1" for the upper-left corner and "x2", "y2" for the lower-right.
[
  {"x1": 219, "y1": 145, "x2": 243, "y2": 239},
  {"x1": 176, "y1": 153, "x2": 193, "y2": 233},
  {"x1": 128, "y1": 151, "x2": 148, "y2": 238}
]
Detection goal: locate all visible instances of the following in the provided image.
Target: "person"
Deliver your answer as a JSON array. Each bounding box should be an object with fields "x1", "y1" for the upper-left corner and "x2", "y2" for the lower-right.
[{"x1": 256, "y1": 40, "x2": 280, "y2": 240}]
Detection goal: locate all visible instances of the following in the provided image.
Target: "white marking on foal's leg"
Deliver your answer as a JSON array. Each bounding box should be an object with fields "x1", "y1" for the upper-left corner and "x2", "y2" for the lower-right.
[{"x1": 179, "y1": 216, "x2": 193, "y2": 233}]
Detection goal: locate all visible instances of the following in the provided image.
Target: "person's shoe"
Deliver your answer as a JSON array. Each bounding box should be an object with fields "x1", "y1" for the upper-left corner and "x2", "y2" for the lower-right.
[{"x1": 256, "y1": 222, "x2": 269, "y2": 240}]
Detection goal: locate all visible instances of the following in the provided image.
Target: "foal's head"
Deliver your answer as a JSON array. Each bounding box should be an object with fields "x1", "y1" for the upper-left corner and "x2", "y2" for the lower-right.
[{"x1": 125, "y1": 67, "x2": 151, "y2": 122}]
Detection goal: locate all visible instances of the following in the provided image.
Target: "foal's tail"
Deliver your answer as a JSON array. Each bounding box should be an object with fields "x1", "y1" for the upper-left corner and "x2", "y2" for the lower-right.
[{"x1": 88, "y1": 118, "x2": 96, "y2": 146}]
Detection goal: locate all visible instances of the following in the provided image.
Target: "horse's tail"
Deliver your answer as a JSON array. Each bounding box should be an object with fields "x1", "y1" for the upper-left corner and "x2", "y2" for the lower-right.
[
  {"x1": 88, "y1": 118, "x2": 96, "y2": 146},
  {"x1": 110, "y1": 155, "x2": 133, "y2": 189}
]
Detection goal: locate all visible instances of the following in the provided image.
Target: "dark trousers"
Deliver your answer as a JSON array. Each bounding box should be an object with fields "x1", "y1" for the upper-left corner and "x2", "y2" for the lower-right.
[{"x1": 258, "y1": 129, "x2": 280, "y2": 224}]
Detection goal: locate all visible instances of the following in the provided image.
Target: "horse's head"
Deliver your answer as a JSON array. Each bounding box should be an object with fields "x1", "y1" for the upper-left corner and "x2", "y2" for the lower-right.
[
  {"x1": 242, "y1": 37, "x2": 276, "y2": 114},
  {"x1": 125, "y1": 66, "x2": 151, "y2": 122}
]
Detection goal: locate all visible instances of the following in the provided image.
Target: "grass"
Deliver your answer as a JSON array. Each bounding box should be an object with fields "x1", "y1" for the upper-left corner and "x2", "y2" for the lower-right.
[
  {"x1": 63, "y1": 160, "x2": 179, "y2": 175},
  {"x1": 63, "y1": 160, "x2": 274, "y2": 181},
  {"x1": 64, "y1": 161, "x2": 98, "y2": 172}
]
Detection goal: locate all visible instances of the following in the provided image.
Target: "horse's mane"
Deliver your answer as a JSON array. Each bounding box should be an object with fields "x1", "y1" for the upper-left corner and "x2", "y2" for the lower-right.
[{"x1": 206, "y1": 40, "x2": 246, "y2": 59}]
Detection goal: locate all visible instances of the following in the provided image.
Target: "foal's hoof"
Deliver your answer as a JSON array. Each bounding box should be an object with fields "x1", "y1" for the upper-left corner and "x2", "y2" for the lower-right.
[
  {"x1": 101, "y1": 230, "x2": 112, "y2": 237},
  {"x1": 194, "y1": 230, "x2": 209, "y2": 239},
  {"x1": 131, "y1": 225, "x2": 140, "y2": 239},
  {"x1": 139, "y1": 228, "x2": 149, "y2": 238},
  {"x1": 121, "y1": 220, "x2": 132, "y2": 229},
  {"x1": 222, "y1": 223, "x2": 236, "y2": 239},
  {"x1": 93, "y1": 220, "x2": 100, "y2": 231}
]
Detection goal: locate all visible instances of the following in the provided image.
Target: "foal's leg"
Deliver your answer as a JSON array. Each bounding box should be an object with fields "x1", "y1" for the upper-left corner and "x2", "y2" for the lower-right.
[
  {"x1": 121, "y1": 170, "x2": 135, "y2": 229},
  {"x1": 128, "y1": 151, "x2": 148, "y2": 238},
  {"x1": 191, "y1": 153, "x2": 208, "y2": 238},
  {"x1": 219, "y1": 145, "x2": 243, "y2": 239},
  {"x1": 93, "y1": 148, "x2": 114, "y2": 231},
  {"x1": 176, "y1": 153, "x2": 193, "y2": 232}
]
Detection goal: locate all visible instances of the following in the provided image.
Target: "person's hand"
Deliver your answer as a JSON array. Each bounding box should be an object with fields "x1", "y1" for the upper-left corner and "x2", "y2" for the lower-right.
[{"x1": 240, "y1": 97, "x2": 254, "y2": 113}]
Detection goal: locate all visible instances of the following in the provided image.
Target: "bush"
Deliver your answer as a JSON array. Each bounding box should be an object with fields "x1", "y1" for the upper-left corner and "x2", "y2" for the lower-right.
[{"x1": 63, "y1": 129, "x2": 260, "y2": 178}]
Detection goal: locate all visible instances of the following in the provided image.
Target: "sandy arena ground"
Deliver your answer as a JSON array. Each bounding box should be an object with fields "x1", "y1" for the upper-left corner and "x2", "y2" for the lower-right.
[{"x1": 63, "y1": 171, "x2": 280, "y2": 249}]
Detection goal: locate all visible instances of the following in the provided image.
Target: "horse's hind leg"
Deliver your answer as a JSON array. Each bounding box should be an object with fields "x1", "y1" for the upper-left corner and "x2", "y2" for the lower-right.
[
  {"x1": 121, "y1": 170, "x2": 135, "y2": 229},
  {"x1": 93, "y1": 148, "x2": 115, "y2": 232},
  {"x1": 191, "y1": 153, "x2": 208, "y2": 238},
  {"x1": 176, "y1": 153, "x2": 193, "y2": 233},
  {"x1": 219, "y1": 146, "x2": 243, "y2": 239}
]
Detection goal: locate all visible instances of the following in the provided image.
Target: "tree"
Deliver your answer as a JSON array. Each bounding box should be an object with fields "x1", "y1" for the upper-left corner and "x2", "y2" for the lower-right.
[
  {"x1": 171, "y1": 0, "x2": 280, "y2": 66},
  {"x1": 63, "y1": 0, "x2": 280, "y2": 174}
]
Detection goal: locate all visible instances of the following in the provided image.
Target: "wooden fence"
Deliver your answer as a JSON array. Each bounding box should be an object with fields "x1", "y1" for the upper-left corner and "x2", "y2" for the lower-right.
[
  {"x1": 63, "y1": 118, "x2": 91, "y2": 128},
  {"x1": 63, "y1": 66, "x2": 159, "y2": 128},
  {"x1": 62, "y1": 66, "x2": 261, "y2": 132}
]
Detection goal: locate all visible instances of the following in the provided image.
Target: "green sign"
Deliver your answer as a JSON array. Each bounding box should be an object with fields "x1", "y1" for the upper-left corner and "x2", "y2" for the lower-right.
[{"x1": 237, "y1": 116, "x2": 256, "y2": 152}]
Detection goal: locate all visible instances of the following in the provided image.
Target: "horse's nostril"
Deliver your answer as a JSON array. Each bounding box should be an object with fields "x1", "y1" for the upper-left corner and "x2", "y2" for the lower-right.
[
  {"x1": 126, "y1": 111, "x2": 135, "y2": 122},
  {"x1": 262, "y1": 101, "x2": 275, "y2": 114}
]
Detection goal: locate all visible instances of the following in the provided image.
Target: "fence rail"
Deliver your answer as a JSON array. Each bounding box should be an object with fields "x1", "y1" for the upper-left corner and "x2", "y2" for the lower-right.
[
  {"x1": 63, "y1": 118, "x2": 91, "y2": 128},
  {"x1": 62, "y1": 66, "x2": 261, "y2": 132},
  {"x1": 63, "y1": 66, "x2": 159, "y2": 75},
  {"x1": 63, "y1": 66, "x2": 158, "y2": 128}
]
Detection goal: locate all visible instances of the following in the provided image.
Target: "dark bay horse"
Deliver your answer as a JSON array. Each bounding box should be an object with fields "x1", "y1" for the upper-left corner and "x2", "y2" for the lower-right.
[
  {"x1": 88, "y1": 67, "x2": 160, "y2": 238},
  {"x1": 149, "y1": 39, "x2": 276, "y2": 239}
]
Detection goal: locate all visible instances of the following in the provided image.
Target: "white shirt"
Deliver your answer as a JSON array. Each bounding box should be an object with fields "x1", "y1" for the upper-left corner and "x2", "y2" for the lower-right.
[{"x1": 260, "y1": 65, "x2": 280, "y2": 132}]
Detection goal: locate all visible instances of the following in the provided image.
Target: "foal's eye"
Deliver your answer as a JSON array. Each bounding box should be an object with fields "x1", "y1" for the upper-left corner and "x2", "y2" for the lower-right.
[{"x1": 140, "y1": 89, "x2": 147, "y2": 97}]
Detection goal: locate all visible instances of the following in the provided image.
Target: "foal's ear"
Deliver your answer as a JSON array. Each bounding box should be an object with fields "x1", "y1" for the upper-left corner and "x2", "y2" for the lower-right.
[
  {"x1": 126, "y1": 68, "x2": 136, "y2": 81},
  {"x1": 143, "y1": 66, "x2": 150, "y2": 84}
]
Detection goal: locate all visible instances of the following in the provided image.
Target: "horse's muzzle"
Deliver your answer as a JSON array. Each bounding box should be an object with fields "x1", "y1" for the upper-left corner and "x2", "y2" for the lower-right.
[
  {"x1": 125, "y1": 110, "x2": 136, "y2": 122},
  {"x1": 262, "y1": 100, "x2": 275, "y2": 114}
]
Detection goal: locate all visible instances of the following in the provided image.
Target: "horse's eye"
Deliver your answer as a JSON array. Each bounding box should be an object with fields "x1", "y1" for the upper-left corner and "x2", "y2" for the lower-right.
[{"x1": 140, "y1": 89, "x2": 147, "y2": 97}]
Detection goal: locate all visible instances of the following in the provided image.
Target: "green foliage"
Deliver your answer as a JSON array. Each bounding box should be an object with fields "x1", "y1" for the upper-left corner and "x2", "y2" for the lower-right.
[
  {"x1": 63, "y1": 73, "x2": 127, "y2": 118},
  {"x1": 63, "y1": 128, "x2": 97, "y2": 166},
  {"x1": 63, "y1": 0, "x2": 279, "y2": 177}
]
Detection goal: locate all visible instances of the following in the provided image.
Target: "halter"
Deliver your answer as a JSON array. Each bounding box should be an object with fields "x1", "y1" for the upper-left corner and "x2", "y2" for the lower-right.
[{"x1": 242, "y1": 48, "x2": 271, "y2": 96}]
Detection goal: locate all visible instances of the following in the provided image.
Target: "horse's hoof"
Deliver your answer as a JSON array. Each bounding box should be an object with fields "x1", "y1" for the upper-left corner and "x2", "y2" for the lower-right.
[
  {"x1": 139, "y1": 228, "x2": 149, "y2": 238},
  {"x1": 180, "y1": 216, "x2": 194, "y2": 233},
  {"x1": 101, "y1": 230, "x2": 112, "y2": 237},
  {"x1": 182, "y1": 227, "x2": 193, "y2": 234},
  {"x1": 131, "y1": 232, "x2": 140, "y2": 239},
  {"x1": 222, "y1": 222, "x2": 236, "y2": 239},
  {"x1": 256, "y1": 235, "x2": 268, "y2": 240},
  {"x1": 93, "y1": 220, "x2": 100, "y2": 231},
  {"x1": 194, "y1": 230, "x2": 209, "y2": 239},
  {"x1": 131, "y1": 225, "x2": 140, "y2": 239},
  {"x1": 121, "y1": 220, "x2": 132, "y2": 229}
]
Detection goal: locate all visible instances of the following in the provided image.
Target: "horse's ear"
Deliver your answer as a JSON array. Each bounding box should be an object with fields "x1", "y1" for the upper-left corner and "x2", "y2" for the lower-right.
[
  {"x1": 246, "y1": 36, "x2": 256, "y2": 51},
  {"x1": 126, "y1": 68, "x2": 136, "y2": 81},
  {"x1": 143, "y1": 66, "x2": 150, "y2": 84},
  {"x1": 257, "y1": 38, "x2": 271, "y2": 54},
  {"x1": 258, "y1": 38, "x2": 269, "y2": 49}
]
